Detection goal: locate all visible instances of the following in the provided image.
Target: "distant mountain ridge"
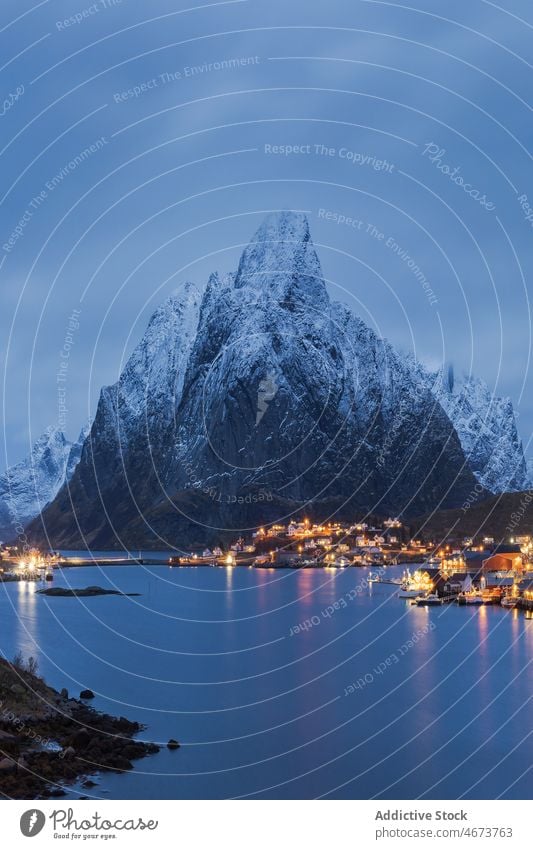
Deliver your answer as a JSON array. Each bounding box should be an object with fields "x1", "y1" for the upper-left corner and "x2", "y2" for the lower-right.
[
  {"x1": 22, "y1": 211, "x2": 528, "y2": 548},
  {"x1": 408, "y1": 360, "x2": 529, "y2": 494},
  {"x1": 0, "y1": 425, "x2": 89, "y2": 543}
]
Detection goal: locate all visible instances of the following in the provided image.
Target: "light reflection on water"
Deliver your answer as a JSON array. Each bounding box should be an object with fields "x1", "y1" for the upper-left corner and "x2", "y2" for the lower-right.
[
  {"x1": 0, "y1": 564, "x2": 532, "y2": 800},
  {"x1": 11, "y1": 580, "x2": 39, "y2": 661}
]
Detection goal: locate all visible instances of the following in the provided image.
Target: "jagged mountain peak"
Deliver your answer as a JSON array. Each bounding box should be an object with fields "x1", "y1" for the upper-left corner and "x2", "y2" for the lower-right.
[
  {"x1": 34, "y1": 425, "x2": 68, "y2": 446},
  {"x1": 244, "y1": 209, "x2": 311, "y2": 250},
  {"x1": 76, "y1": 421, "x2": 92, "y2": 444},
  {"x1": 233, "y1": 210, "x2": 328, "y2": 312}
]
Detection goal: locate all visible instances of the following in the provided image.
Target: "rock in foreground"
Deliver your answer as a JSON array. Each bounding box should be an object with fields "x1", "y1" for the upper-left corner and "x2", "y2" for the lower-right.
[{"x1": 0, "y1": 657, "x2": 160, "y2": 799}]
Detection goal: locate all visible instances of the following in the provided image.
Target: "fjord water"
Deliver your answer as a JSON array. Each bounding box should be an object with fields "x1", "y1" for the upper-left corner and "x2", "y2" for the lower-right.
[{"x1": 1, "y1": 563, "x2": 532, "y2": 800}]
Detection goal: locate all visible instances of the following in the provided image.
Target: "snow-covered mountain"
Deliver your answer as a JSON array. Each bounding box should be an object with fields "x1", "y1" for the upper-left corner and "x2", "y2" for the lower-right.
[
  {"x1": 414, "y1": 363, "x2": 529, "y2": 494},
  {"x1": 30, "y1": 211, "x2": 487, "y2": 548},
  {"x1": 0, "y1": 424, "x2": 89, "y2": 542},
  {"x1": 171, "y1": 212, "x2": 478, "y2": 517}
]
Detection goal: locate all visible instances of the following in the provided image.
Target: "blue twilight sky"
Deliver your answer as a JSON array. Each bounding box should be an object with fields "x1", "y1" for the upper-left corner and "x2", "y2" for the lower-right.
[{"x1": 1, "y1": 0, "x2": 532, "y2": 469}]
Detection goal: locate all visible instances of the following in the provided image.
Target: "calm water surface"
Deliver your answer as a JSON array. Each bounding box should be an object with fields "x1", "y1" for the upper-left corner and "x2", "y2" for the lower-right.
[{"x1": 1, "y1": 562, "x2": 532, "y2": 799}]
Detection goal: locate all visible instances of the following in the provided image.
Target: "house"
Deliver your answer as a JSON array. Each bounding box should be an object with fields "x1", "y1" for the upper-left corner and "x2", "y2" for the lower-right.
[
  {"x1": 482, "y1": 544, "x2": 522, "y2": 573},
  {"x1": 384, "y1": 518, "x2": 402, "y2": 529},
  {"x1": 272, "y1": 549, "x2": 296, "y2": 565},
  {"x1": 484, "y1": 575, "x2": 514, "y2": 589},
  {"x1": 463, "y1": 552, "x2": 485, "y2": 572},
  {"x1": 443, "y1": 572, "x2": 470, "y2": 595},
  {"x1": 336, "y1": 556, "x2": 351, "y2": 567},
  {"x1": 412, "y1": 568, "x2": 442, "y2": 593}
]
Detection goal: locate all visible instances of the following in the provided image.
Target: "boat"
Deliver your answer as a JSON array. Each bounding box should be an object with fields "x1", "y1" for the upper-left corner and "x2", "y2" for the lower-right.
[
  {"x1": 397, "y1": 568, "x2": 428, "y2": 597},
  {"x1": 397, "y1": 583, "x2": 422, "y2": 598},
  {"x1": 415, "y1": 593, "x2": 442, "y2": 606},
  {"x1": 482, "y1": 588, "x2": 502, "y2": 605},
  {"x1": 501, "y1": 595, "x2": 518, "y2": 608},
  {"x1": 457, "y1": 591, "x2": 484, "y2": 605},
  {"x1": 368, "y1": 568, "x2": 386, "y2": 583},
  {"x1": 371, "y1": 576, "x2": 402, "y2": 585}
]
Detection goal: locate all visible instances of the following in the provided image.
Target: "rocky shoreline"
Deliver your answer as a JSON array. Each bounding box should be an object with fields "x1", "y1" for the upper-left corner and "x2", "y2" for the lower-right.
[{"x1": 0, "y1": 657, "x2": 161, "y2": 799}]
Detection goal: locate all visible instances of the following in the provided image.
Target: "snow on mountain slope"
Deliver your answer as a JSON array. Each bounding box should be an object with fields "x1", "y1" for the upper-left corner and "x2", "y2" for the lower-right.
[
  {"x1": 96, "y1": 280, "x2": 202, "y2": 448},
  {"x1": 0, "y1": 426, "x2": 87, "y2": 542},
  {"x1": 30, "y1": 282, "x2": 203, "y2": 547}
]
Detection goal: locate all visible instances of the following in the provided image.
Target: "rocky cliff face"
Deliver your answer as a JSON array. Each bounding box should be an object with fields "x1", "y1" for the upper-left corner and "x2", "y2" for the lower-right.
[
  {"x1": 331, "y1": 306, "x2": 481, "y2": 513},
  {"x1": 27, "y1": 212, "x2": 490, "y2": 548},
  {"x1": 169, "y1": 213, "x2": 478, "y2": 523}
]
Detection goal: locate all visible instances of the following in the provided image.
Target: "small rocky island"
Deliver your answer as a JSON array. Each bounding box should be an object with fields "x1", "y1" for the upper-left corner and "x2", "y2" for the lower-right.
[
  {"x1": 0, "y1": 655, "x2": 160, "y2": 799},
  {"x1": 37, "y1": 586, "x2": 140, "y2": 597}
]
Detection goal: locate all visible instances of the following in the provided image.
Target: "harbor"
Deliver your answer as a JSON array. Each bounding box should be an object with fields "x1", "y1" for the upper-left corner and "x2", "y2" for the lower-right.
[
  {"x1": 3, "y1": 531, "x2": 533, "y2": 619},
  {"x1": 0, "y1": 560, "x2": 531, "y2": 800},
  {"x1": 395, "y1": 550, "x2": 533, "y2": 613}
]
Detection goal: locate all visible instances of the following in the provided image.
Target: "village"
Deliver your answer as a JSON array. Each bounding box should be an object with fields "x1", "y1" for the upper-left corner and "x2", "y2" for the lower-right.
[
  {"x1": 2, "y1": 517, "x2": 533, "y2": 611},
  {"x1": 169, "y1": 517, "x2": 425, "y2": 567},
  {"x1": 166, "y1": 517, "x2": 533, "y2": 610}
]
